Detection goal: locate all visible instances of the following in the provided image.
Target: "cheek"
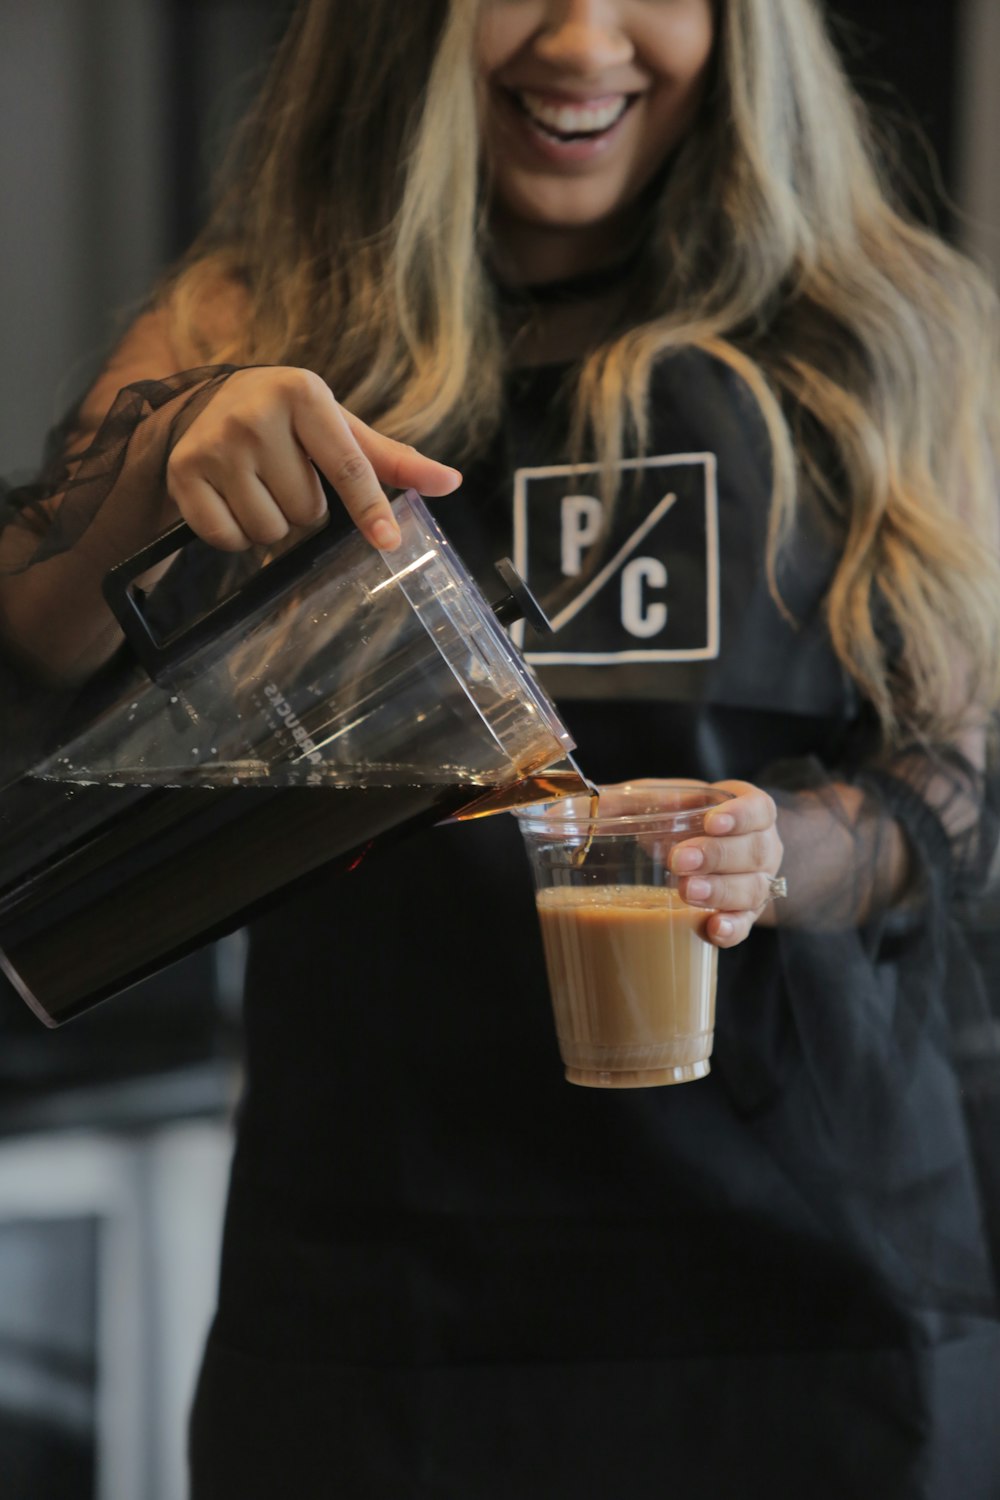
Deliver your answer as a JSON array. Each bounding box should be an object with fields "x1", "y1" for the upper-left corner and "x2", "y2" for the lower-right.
[
  {"x1": 643, "y1": 39, "x2": 714, "y2": 136},
  {"x1": 641, "y1": 4, "x2": 716, "y2": 90},
  {"x1": 476, "y1": 9, "x2": 537, "y2": 79}
]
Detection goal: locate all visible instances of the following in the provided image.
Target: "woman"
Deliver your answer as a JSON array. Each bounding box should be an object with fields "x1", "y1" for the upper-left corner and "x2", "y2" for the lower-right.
[{"x1": 1, "y1": 2, "x2": 999, "y2": 1495}]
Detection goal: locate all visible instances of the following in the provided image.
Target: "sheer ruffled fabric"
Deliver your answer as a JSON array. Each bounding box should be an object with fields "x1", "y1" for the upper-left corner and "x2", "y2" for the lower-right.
[
  {"x1": 0, "y1": 367, "x2": 245, "y2": 776},
  {"x1": 1, "y1": 360, "x2": 998, "y2": 1322},
  {"x1": 0, "y1": 367, "x2": 237, "y2": 572},
  {"x1": 748, "y1": 734, "x2": 1000, "y2": 1313}
]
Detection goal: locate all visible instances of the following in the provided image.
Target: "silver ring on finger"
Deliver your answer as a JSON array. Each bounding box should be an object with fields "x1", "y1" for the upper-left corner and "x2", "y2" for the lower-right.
[{"x1": 767, "y1": 875, "x2": 788, "y2": 901}]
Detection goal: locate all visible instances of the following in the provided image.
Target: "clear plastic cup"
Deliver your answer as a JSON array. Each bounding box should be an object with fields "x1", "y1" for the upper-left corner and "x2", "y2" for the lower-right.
[{"x1": 515, "y1": 781, "x2": 734, "y2": 1088}]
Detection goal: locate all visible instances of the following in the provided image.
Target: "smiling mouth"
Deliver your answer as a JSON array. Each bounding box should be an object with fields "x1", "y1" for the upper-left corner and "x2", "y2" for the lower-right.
[{"x1": 508, "y1": 89, "x2": 637, "y2": 144}]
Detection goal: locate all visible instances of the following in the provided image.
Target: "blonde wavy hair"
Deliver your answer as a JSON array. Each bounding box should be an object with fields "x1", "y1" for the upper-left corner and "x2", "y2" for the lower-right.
[{"x1": 165, "y1": 0, "x2": 1000, "y2": 745}]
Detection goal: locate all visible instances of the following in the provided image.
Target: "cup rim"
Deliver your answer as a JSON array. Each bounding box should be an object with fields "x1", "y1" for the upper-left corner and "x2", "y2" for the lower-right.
[{"x1": 513, "y1": 779, "x2": 735, "y2": 833}]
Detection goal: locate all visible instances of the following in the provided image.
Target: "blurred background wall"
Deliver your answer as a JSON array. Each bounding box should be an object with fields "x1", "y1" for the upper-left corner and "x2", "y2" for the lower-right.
[
  {"x1": 0, "y1": 2, "x2": 996, "y2": 1498},
  {"x1": 0, "y1": 0, "x2": 290, "y2": 475}
]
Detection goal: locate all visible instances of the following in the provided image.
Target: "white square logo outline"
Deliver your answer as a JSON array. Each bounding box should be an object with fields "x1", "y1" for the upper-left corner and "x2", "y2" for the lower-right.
[{"x1": 511, "y1": 451, "x2": 720, "y2": 665}]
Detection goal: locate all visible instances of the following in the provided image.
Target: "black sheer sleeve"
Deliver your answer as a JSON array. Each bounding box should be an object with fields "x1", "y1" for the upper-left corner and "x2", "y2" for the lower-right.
[
  {"x1": 0, "y1": 365, "x2": 238, "y2": 573},
  {"x1": 0, "y1": 366, "x2": 243, "y2": 777},
  {"x1": 742, "y1": 721, "x2": 1000, "y2": 1305}
]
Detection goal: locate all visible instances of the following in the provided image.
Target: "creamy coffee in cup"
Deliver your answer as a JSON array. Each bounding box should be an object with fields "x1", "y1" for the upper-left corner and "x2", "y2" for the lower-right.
[{"x1": 516, "y1": 783, "x2": 732, "y2": 1088}]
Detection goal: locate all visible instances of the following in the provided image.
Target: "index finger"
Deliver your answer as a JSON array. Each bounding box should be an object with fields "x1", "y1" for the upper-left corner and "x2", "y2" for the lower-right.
[
  {"x1": 291, "y1": 382, "x2": 402, "y2": 549},
  {"x1": 703, "y1": 781, "x2": 776, "y2": 836},
  {"x1": 342, "y1": 411, "x2": 462, "y2": 498}
]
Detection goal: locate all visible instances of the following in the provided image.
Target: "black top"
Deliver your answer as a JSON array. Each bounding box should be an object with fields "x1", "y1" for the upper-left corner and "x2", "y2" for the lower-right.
[{"x1": 187, "y1": 351, "x2": 1000, "y2": 1498}]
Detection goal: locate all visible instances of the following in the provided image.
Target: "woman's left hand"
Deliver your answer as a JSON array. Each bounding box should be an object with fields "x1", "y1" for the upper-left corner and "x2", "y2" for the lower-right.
[{"x1": 670, "y1": 780, "x2": 783, "y2": 948}]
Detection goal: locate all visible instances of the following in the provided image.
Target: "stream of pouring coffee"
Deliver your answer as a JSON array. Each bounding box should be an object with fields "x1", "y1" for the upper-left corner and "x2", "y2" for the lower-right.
[{"x1": 457, "y1": 754, "x2": 599, "y2": 865}]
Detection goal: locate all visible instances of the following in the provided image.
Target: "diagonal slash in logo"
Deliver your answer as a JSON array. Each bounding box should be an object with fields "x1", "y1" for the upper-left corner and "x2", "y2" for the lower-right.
[{"x1": 546, "y1": 492, "x2": 677, "y2": 634}]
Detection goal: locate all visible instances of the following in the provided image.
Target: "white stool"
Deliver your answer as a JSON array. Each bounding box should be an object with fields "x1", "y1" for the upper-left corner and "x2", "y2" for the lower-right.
[{"x1": 0, "y1": 1116, "x2": 233, "y2": 1500}]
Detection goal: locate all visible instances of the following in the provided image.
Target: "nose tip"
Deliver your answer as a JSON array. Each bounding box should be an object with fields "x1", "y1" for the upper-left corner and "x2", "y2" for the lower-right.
[{"x1": 533, "y1": 15, "x2": 634, "y2": 74}]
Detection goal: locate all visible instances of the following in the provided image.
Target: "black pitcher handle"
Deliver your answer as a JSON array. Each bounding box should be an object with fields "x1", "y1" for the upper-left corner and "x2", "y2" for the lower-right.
[
  {"x1": 102, "y1": 512, "x2": 349, "y2": 682},
  {"x1": 103, "y1": 502, "x2": 553, "y2": 682}
]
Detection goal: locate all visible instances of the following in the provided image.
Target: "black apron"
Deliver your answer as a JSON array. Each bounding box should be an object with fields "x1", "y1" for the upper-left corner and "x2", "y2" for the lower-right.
[{"x1": 189, "y1": 352, "x2": 1000, "y2": 1498}]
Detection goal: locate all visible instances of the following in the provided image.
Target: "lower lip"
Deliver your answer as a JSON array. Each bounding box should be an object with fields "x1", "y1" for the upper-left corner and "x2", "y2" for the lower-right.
[{"x1": 501, "y1": 92, "x2": 634, "y2": 166}]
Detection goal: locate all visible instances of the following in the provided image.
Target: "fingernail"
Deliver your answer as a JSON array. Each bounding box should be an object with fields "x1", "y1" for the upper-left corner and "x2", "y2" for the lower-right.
[
  {"x1": 705, "y1": 813, "x2": 734, "y2": 834},
  {"x1": 672, "y1": 848, "x2": 703, "y2": 873},
  {"x1": 716, "y1": 919, "x2": 734, "y2": 937},
  {"x1": 687, "y1": 879, "x2": 712, "y2": 902},
  {"x1": 371, "y1": 519, "x2": 401, "y2": 550}
]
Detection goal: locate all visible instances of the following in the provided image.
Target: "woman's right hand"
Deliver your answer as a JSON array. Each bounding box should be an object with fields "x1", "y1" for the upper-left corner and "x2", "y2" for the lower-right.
[{"x1": 165, "y1": 366, "x2": 462, "y2": 553}]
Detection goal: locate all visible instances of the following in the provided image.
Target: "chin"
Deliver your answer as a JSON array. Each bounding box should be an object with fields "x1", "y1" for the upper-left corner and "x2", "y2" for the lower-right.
[{"x1": 509, "y1": 191, "x2": 634, "y2": 234}]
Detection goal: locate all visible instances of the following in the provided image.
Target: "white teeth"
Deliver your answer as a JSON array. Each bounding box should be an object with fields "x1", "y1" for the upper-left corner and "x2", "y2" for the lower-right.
[{"x1": 518, "y1": 91, "x2": 629, "y2": 137}]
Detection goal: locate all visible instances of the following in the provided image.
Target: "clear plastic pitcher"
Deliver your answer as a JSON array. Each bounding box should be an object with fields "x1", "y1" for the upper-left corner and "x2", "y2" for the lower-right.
[{"x1": 0, "y1": 490, "x2": 580, "y2": 1025}]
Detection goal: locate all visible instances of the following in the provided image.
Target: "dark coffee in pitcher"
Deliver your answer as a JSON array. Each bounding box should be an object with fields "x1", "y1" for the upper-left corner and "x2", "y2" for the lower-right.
[
  {"x1": 0, "y1": 776, "x2": 472, "y2": 1024},
  {"x1": 0, "y1": 764, "x2": 593, "y2": 1026}
]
